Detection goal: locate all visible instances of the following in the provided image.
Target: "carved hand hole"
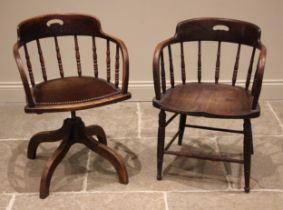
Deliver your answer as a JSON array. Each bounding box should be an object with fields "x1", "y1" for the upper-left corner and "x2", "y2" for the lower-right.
[
  {"x1": 213, "y1": 25, "x2": 230, "y2": 31},
  {"x1": 46, "y1": 19, "x2": 64, "y2": 27}
]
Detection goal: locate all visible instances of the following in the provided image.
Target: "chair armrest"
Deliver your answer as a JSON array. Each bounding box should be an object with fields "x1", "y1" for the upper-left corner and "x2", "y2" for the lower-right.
[
  {"x1": 101, "y1": 33, "x2": 129, "y2": 94},
  {"x1": 153, "y1": 37, "x2": 175, "y2": 100},
  {"x1": 13, "y1": 41, "x2": 35, "y2": 106},
  {"x1": 252, "y1": 43, "x2": 267, "y2": 109}
]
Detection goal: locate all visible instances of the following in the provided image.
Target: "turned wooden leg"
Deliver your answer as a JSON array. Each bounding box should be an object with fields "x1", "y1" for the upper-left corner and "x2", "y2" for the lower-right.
[
  {"x1": 85, "y1": 125, "x2": 107, "y2": 145},
  {"x1": 178, "y1": 114, "x2": 187, "y2": 145},
  {"x1": 81, "y1": 136, "x2": 128, "y2": 184},
  {"x1": 28, "y1": 127, "x2": 65, "y2": 159},
  {"x1": 250, "y1": 126, "x2": 254, "y2": 155},
  {"x1": 243, "y1": 119, "x2": 252, "y2": 193},
  {"x1": 40, "y1": 138, "x2": 72, "y2": 199},
  {"x1": 157, "y1": 110, "x2": 166, "y2": 180}
]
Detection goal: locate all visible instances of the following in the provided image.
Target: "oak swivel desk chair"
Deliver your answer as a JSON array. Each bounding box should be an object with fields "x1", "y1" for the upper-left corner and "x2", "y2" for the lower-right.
[
  {"x1": 13, "y1": 14, "x2": 131, "y2": 198},
  {"x1": 152, "y1": 18, "x2": 266, "y2": 192}
]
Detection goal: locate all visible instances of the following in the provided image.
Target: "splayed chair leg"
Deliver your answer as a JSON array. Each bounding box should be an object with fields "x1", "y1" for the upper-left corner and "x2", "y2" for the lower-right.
[
  {"x1": 40, "y1": 138, "x2": 72, "y2": 199},
  {"x1": 31, "y1": 115, "x2": 128, "y2": 199},
  {"x1": 81, "y1": 136, "x2": 128, "y2": 184},
  {"x1": 27, "y1": 125, "x2": 65, "y2": 159},
  {"x1": 85, "y1": 124, "x2": 107, "y2": 145}
]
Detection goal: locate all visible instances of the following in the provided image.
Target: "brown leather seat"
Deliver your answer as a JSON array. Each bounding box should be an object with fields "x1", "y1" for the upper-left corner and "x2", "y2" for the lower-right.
[
  {"x1": 154, "y1": 83, "x2": 259, "y2": 118},
  {"x1": 13, "y1": 14, "x2": 130, "y2": 198},
  {"x1": 33, "y1": 76, "x2": 120, "y2": 104}
]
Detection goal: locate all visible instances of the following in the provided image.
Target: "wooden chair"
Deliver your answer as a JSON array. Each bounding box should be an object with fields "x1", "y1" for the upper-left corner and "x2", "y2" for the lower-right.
[
  {"x1": 152, "y1": 18, "x2": 266, "y2": 192},
  {"x1": 13, "y1": 14, "x2": 130, "y2": 198}
]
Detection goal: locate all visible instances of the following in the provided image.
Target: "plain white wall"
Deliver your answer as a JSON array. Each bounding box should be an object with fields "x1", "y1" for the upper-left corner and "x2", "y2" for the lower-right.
[{"x1": 1, "y1": 0, "x2": 283, "y2": 101}]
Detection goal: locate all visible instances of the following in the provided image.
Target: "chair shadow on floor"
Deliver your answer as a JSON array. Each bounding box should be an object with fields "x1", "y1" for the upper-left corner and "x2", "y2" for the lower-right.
[
  {"x1": 162, "y1": 137, "x2": 281, "y2": 190},
  {"x1": 162, "y1": 138, "x2": 227, "y2": 187},
  {"x1": 7, "y1": 139, "x2": 140, "y2": 193},
  {"x1": 221, "y1": 139, "x2": 282, "y2": 190},
  {"x1": 89, "y1": 140, "x2": 142, "y2": 187},
  {"x1": 7, "y1": 137, "x2": 281, "y2": 192}
]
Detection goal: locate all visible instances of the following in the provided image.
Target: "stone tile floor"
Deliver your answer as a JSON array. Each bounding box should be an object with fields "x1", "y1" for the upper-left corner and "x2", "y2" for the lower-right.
[{"x1": 0, "y1": 101, "x2": 283, "y2": 210}]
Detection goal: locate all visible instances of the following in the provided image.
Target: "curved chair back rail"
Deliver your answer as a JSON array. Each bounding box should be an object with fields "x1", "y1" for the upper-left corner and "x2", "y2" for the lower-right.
[
  {"x1": 13, "y1": 14, "x2": 129, "y2": 109},
  {"x1": 153, "y1": 17, "x2": 267, "y2": 193},
  {"x1": 12, "y1": 14, "x2": 130, "y2": 199},
  {"x1": 153, "y1": 18, "x2": 266, "y2": 110}
]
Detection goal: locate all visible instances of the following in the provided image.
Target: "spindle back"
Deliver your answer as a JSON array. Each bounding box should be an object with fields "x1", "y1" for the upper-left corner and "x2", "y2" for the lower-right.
[
  {"x1": 153, "y1": 18, "x2": 266, "y2": 109},
  {"x1": 15, "y1": 14, "x2": 128, "y2": 96}
]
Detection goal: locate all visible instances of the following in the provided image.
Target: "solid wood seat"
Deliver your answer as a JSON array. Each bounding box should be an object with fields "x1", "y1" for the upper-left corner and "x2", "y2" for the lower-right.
[
  {"x1": 153, "y1": 83, "x2": 259, "y2": 118},
  {"x1": 152, "y1": 18, "x2": 266, "y2": 193},
  {"x1": 13, "y1": 14, "x2": 131, "y2": 198}
]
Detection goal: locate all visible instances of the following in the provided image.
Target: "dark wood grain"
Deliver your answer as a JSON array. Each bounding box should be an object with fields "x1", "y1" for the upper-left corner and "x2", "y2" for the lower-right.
[
  {"x1": 85, "y1": 124, "x2": 107, "y2": 145},
  {"x1": 152, "y1": 17, "x2": 266, "y2": 193},
  {"x1": 215, "y1": 41, "x2": 221, "y2": 84},
  {"x1": 92, "y1": 36, "x2": 98, "y2": 78},
  {"x1": 160, "y1": 51, "x2": 166, "y2": 93},
  {"x1": 153, "y1": 17, "x2": 266, "y2": 112},
  {"x1": 243, "y1": 119, "x2": 252, "y2": 192},
  {"x1": 13, "y1": 14, "x2": 131, "y2": 199},
  {"x1": 37, "y1": 116, "x2": 128, "y2": 198},
  {"x1": 197, "y1": 40, "x2": 202, "y2": 83},
  {"x1": 157, "y1": 110, "x2": 166, "y2": 180},
  {"x1": 13, "y1": 42, "x2": 34, "y2": 106},
  {"x1": 154, "y1": 83, "x2": 258, "y2": 118},
  {"x1": 178, "y1": 114, "x2": 186, "y2": 145},
  {"x1": 106, "y1": 39, "x2": 111, "y2": 82},
  {"x1": 54, "y1": 36, "x2": 64, "y2": 78},
  {"x1": 27, "y1": 127, "x2": 64, "y2": 159},
  {"x1": 232, "y1": 44, "x2": 241, "y2": 86},
  {"x1": 17, "y1": 14, "x2": 102, "y2": 43},
  {"x1": 174, "y1": 18, "x2": 261, "y2": 46},
  {"x1": 14, "y1": 13, "x2": 130, "y2": 112},
  {"x1": 74, "y1": 35, "x2": 82, "y2": 76},
  {"x1": 180, "y1": 42, "x2": 186, "y2": 84},
  {"x1": 245, "y1": 47, "x2": 256, "y2": 90},
  {"x1": 36, "y1": 39, "x2": 47, "y2": 81},
  {"x1": 115, "y1": 44, "x2": 120, "y2": 88},
  {"x1": 168, "y1": 45, "x2": 174, "y2": 88},
  {"x1": 251, "y1": 46, "x2": 266, "y2": 109},
  {"x1": 40, "y1": 136, "x2": 72, "y2": 199},
  {"x1": 23, "y1": 44, "x2": 35, "y2": 86}
]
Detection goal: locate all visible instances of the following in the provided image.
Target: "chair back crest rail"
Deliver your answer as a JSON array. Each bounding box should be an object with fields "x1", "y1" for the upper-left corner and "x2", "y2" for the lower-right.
[
  {"x1": 13, "y1": 14, "x2": 129, "y2": 107},
  {"x1": 153, "y1": 18, "x2": 266, "y2": 109}
]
